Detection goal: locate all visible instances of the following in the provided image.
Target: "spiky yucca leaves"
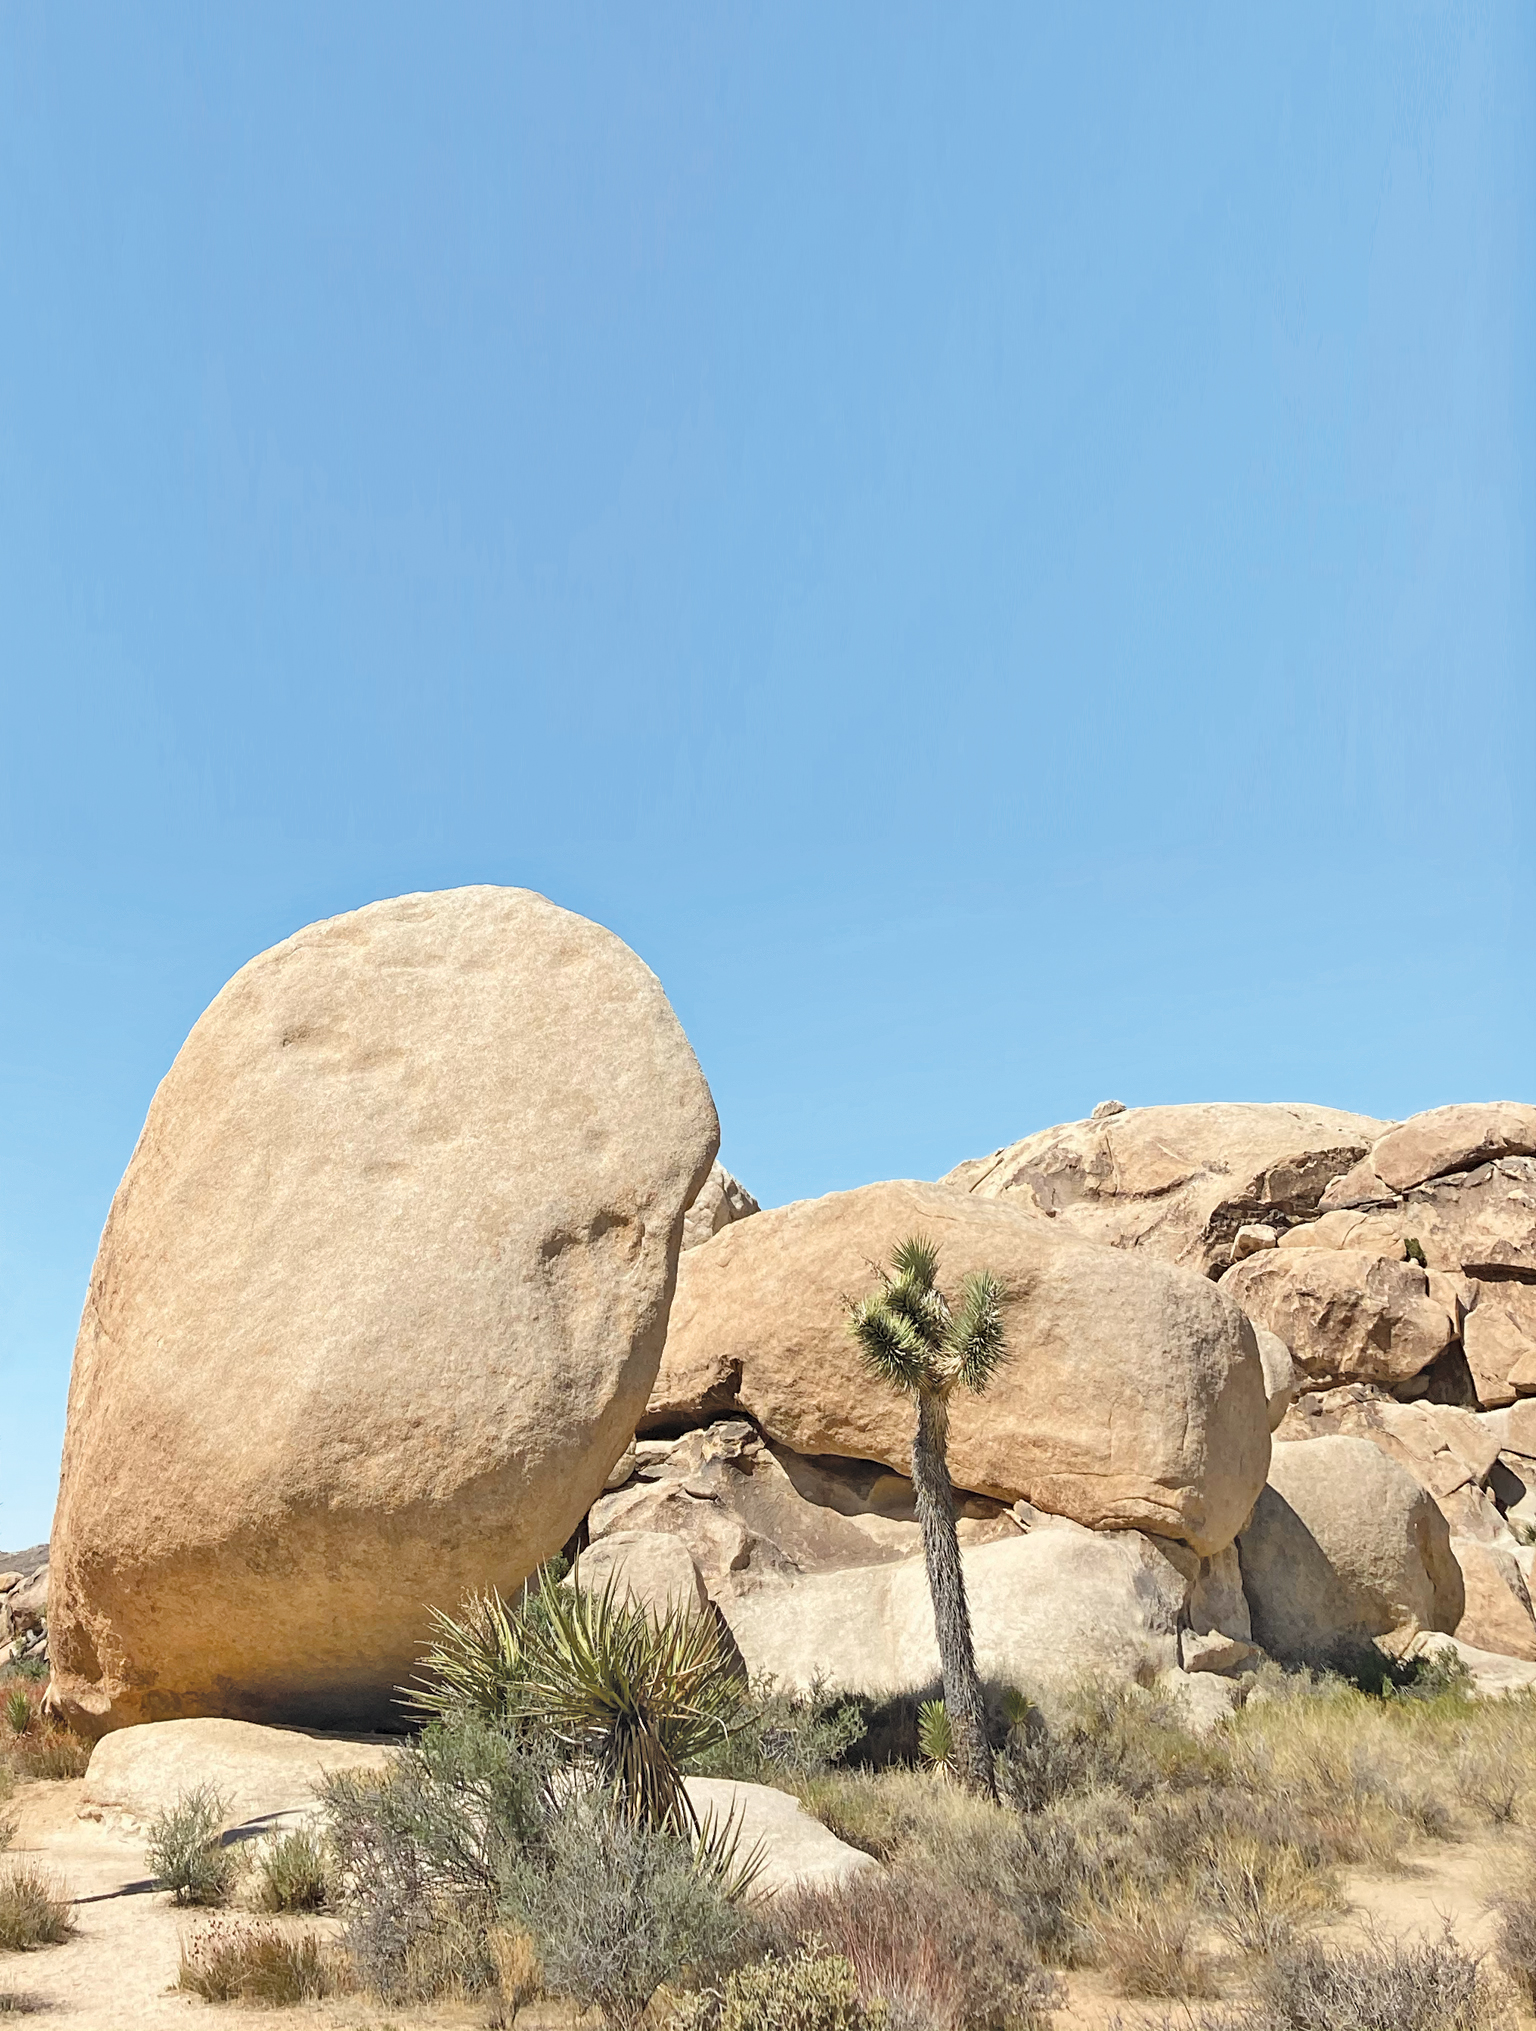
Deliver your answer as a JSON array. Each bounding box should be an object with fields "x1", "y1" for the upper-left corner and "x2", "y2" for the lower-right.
[
  {"x1": 847, "y1": 1234, "x2": 1010, "y2": 1798},
  {"x1": 517, "y1": 1576, "x2": 751, "y2": 1837}
]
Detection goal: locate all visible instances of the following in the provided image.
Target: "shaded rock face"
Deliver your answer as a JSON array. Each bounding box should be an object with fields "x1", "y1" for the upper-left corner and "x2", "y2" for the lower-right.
[
  {"x1": 1237, "y1": 1437, "x2": 1464, "y2": 1665},
  {"x1": 589, "y1": 1418, "x2": 1018, "y2": 1588},
  {"x1": 50, "y1": 888, "x2": 719, "y2": 1738},
  {"x1": 646, "y1": 1180, "x2": 1270, "y2": 1556},
  {"x1": 942, "y1": 1103, "x2": 1388, "y2": 1278}
]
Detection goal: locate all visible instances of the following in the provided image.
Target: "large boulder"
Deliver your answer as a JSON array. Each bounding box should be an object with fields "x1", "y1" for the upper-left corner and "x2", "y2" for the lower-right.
[
  {"x1": 1462, "y1": 1284, "x2": 1536, "y2": 1407},
  {"x1": 712, "y1": 1524, "x2": 1194, "y2": 1700},
  {"x1": 1237, "y1": 1437, "x2": 1464, "y2": 1665},
  {"x1": 942, "y1": 1102, "x2": 1388, "y2": 1277},
  {"x1": 646, "y1": 1181, "x2": 1270, "y2": 1556},
  {"x1": 1449, "y1": 1539, "x2": 1536, "y2": 1662},
  {"x1": 1328, "y1": 1104, "x2": 1536, "y2": 1202},
  {"x1": 1219, "y1": 1248, "x2": 1461, "y2": 1388},
  {"x1": 50, "y1": 888, "x2": 719, "y2": 1737}
]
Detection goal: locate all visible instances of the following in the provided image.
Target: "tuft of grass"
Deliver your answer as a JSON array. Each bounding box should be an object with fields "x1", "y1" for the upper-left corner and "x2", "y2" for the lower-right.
[
  {"x1": 0, "y1": 1865, "x2": 74, "y2": 1951},
  {"x1": 146, "y1": 1785, "x2": 237, "y2": 1907},
  {"x1": 177, "y1": 1919, "x2": 340, "y2": 2003},
  {"x1": 1, "y1": 1696, "x2": 28, "y2": 1741},
  {"x1": 0, "y1": 1684, "x2": 90, "y2": 1786},
  {"x1": 486, "y1": 1925, "x2": 541, "y2": 2027},
  {"x1": 1087, "y1": 1895, "x2": 1217, "y2": 2000},
  {"x1": 251, "y1": 1827, "x2": 330, "y2": 1913}
]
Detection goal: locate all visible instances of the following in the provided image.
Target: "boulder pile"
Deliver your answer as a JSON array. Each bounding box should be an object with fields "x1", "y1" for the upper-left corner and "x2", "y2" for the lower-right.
[{"x1": 37, "y1": 888, "x2": 1536, "y2": 1729}]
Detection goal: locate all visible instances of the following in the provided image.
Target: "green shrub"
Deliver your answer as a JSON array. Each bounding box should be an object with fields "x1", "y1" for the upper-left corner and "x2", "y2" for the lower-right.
[
  {"x1": 692, "y1": 1674, "x2": 867, "y2": 1784},
  {"x1": 2, "y1": 1696, "x2": 28, "y2": 1741},
  {"x1": 145, "y1": 1784, "x2": 237, "y2": 1907},
  {"x1": 251, "y1": 1827, "x2": 330, "y2": 1912},
  {"x1": 177, "y1": 1919, "x2": 338, "y2": 2002},
  {"x1": 0, "y1": 1865, "x2": 73, "y2": 1951},
  {"x1": 675, "y1": 1943, "x2": 881, "y2": 2031},
  {"x1": 504, "y1": 1795, "x2": 755, "y2": 2031}
]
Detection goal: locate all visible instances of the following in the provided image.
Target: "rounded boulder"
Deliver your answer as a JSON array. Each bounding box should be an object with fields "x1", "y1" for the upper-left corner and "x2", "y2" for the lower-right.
[{"x1": 50, "y1": 887, "x2": 718, "y2": 1736}]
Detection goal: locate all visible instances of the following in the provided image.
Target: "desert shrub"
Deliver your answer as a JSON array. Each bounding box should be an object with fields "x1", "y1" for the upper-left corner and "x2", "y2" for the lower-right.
[
  {"x1": 1492, "y1": 1876, "x2": 1536, "y2": 2005},
  {"x1": 145, "y1": 1784, "x2": 237, "y2": 1907},
  {"x1": 0, "y1": 1865, "x2": 73, "y2": 1951},
  {"x1": 321, "y1": 1721, "x2": 545, "y2": 1998},
  {"x1": 1246, "y1": 1928, "x2": 1493, "y2": 2031},
  {"x1": 251, "y1": 1827, "x2": 330, "y2": 1912},
  {"x1": 487, "y1": 1923, "x2": 542, "y2": 2025},
  {"x1": 504, "y1": 1794, "x2": 754, "y2": 2031},
  {"x1": 0, "y1": 1689, "x2": 90, "y2": 1785},
  {"x1": 694, "y1": 1675, "x2": 867, "y2": 1784},
  {"x1": 177, "y1": 1919, "x2": 338, "y2": 2003},
  {"x1": 771, "y1": 1868, "x2": 1062, "y2": 2031},
  {"x1": 1, "y1": 1696, "x2": 28, "y2": 1741},
  {"x1": 1198, "y1": 1832, "x2": 1336, "y2": 1958},
  {"x1": 674, "y1": 1942, "x2": 884, "y2": 2031},
  {"x1": 1086, "y1": 1895, "x2": 1216, "y2": 2000}
]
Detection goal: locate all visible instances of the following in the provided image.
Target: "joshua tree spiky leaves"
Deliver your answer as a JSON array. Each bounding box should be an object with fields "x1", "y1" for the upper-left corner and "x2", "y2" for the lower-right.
[{"x1": 846, "y1": 1234, "x2": 1008, "y2": 1797}]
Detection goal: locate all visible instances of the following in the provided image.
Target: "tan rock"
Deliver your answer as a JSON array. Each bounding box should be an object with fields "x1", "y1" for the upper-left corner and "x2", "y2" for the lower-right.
[
  {"x1": 1319, "y1": 1157, "x2": 1397, "y2": 1211},
  {"x1": 1283, "y1": 1159, "x2": 1536, "y2": 1278},
  {"x1": 80, "y1": 1718, "x2": 396, "y2": 1834},
  {"x1": 713, "y1": 1525, "x2": 1193, "y2": 1701},
  {"x1": 1451, "y1": 1537, "x2": 1536, "y2": 1661},
  {"x1": 1220, "y1": 1249, "x2": 1457, "y2": 1387},
  {"x1": 571, "y1": 1532, "x2": 708, "y2": 1617},
  {"x1": 682, "y1": 1162, "x2": 761, "y2": 1251},
  {"x1": 1231, "y1": 1224, "x2": 1279, "y2": 1262},
  {"x1": 648, "y1": 1180, "x2": 1270, "y2": 1555},
  {"x1": 1237, "y1": 1437, "x2": 1464, "y2": 1664},
  {"x1": 1370, "y1": 1104, "x2": 1536, "y2": 1195},
  {"x1": 0, "y1": 1575, "x2": 20, "y2": 1596},
  {"x1": 1255, "y1": 1326, "x2": 1300, "y2": 1432},
  {"x1": 943, "y1": 1103, "x2": 1388, "y2": 1276},
  {"x1": 50, "y1": 887, "x2": 719, "y2": 1737},
  {"x1": 683, "y1": 1779, "x2": 878, "y2": 1897},
  {"x1": 1465, "y1": 1284, "x2": 1536, "y2": 1404}
]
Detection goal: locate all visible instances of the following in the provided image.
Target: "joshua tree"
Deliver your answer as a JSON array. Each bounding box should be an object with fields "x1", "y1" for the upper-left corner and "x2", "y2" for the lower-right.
[{"x1": 846, "y1": 1234, "x2": 1008, "y2": 1797}]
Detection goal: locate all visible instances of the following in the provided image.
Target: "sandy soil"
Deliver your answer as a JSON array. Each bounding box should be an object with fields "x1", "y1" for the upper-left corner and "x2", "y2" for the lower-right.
[{"x1": 2, "y1": 1779, "x2": 1527, "y2": 2029}]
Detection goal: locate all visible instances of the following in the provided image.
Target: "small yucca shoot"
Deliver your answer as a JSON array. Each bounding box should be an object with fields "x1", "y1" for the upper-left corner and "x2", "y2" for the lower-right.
[{"x1": 917, "y1": 1697, "x2": 954, "y2": 1774}]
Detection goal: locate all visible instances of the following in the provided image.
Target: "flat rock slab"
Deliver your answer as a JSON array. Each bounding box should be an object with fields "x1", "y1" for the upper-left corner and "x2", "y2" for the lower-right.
[
  {"x1": 684, "y1": 1777, "x2": 878, "y2": 1897},
  {"x1": 79, "y1": 1717, "x2": 398, "y2": 1834}
]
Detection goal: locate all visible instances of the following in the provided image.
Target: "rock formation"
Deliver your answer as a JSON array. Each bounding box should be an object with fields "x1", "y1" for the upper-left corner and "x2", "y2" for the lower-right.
[
  {"x1": 645, "y1": 1179, "x2": 1270, "y2": 1555},
  {"x1": 49, "y1": 887, "x2": 719, "y2": 1736}
]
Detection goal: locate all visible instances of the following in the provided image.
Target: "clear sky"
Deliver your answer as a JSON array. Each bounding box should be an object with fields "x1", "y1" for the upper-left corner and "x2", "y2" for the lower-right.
[{"x1": 2, "y1": 4, "x2": 1532, "y2": 1550}]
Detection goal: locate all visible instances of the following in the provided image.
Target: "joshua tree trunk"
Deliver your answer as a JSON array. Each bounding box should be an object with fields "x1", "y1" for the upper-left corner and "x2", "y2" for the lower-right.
[{"x1": 911, "y1": 1388, "x2": 995, "y2": 1797}]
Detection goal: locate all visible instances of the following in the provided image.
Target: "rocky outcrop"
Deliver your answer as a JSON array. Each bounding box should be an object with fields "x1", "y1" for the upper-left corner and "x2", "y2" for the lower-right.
[
  {"x1": 646, "y1": 1181, "x2": 1269, "y2": 1556},
  {"x1": 712, "y1": 1523, "x2": 1196, "y2": 1702},
  {"x1": 80, "y1": 1718, "x2": 396, "y2": 1834},
  {"x1": 683, "y1": 1162, "x2": 760, "y2": 1251},
  {"x1": 1219, "y1": 1249, "x2": 1462, "y2": 1388},
  {"x1": 1237, "y1": 1437, "x2": 1464, "y2": 1665},
  {"x1": 1286, "y1": 1161, "x2": 1536, "y2": 1282},
  {"x1": 1353, "y1": 1105, "x2": 1536, "y2": 1199},
  {"x1": 942, "y1": 1102, "x2": 1388, "y2": 1276},
  {"x1": 50, "y1": 887, "x2": 719, "y2": 1737}
]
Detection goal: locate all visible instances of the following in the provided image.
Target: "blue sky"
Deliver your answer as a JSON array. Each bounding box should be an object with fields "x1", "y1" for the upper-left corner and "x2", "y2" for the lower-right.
[{"x1": 2, "y1": 3, "x2": 1532, "y2": 1549}]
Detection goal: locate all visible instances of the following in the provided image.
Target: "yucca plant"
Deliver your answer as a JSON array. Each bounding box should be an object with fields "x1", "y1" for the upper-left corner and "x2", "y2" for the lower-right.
[
  {"x1": 517, "y1": 1576, "x2": 750, "y2": 1837},
  {"x1": 846, "y1": 1233, "x2": 1009, "y2": 1796},
  {"x1": 917, "y1": 1697, "x2": 955, "y2": 1775}
]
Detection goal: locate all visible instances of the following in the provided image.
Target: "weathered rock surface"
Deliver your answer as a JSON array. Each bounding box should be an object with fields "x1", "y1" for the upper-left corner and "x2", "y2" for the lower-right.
[
  {"x1": 1283, "y1": 1159, "x2": 1536, "y2": 1280},
  {"x1": 647, "y1": 1181, "x2": 1269, "y2": 1555},
  {"x1": 1464, "y1": 1285, "x2": 1536, "y2": 1408},
  {"x1": 943, "y1": 1103, "x2": 1387, "y2": 1276},
  {"x1": 1220, "y1": 1249, "x2": 1461, "y2": 1388},
  {"x1": 1237, "y1": 1437, "x2": 1464, "y2": 1664},
  {"x1": 80, "y1": 1718, "x2": 396, "y2": 1833},
  {"x1": 50, "y1": 887, "x2": 719, "y2": 1737},
  {"x1": 713, "y1": 1524, "x2": 1194, "y2": 1701},
  {"x1": 571, "y1": 1532, "x2": 709, "y2": 1617},
  {"x1": 1450, "y1": 1538, "x2": 1536, "y2": 1662},
  {"x1": 1367, "y1": 1105, "x2": 1536, "y2": 1197},
  {"x1": 1255, "y1": 1326, "x2": 1300, "y2": 1431},
  {"x1": 682, "y1": 1162, "x2": 761, "y2": 1251},
  {"x1": 683, "y1": 1778, "x2": 878, "y2": 1896}
]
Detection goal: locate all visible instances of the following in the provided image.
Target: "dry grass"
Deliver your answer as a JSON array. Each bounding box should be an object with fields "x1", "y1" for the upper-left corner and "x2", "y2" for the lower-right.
[
  {"x1": 177, "y1": 1919, "x2": 342, "y2": 2003},
  {"x1": 0, "y1": 1865, "x2": 74, "y2": 1952},
  {"x1": 0, "y1": 1684, "x2": 91, "y2": 1786},
  {"x1": 249, "y1": 1827, "x2": 330, "y2": 1913}
]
